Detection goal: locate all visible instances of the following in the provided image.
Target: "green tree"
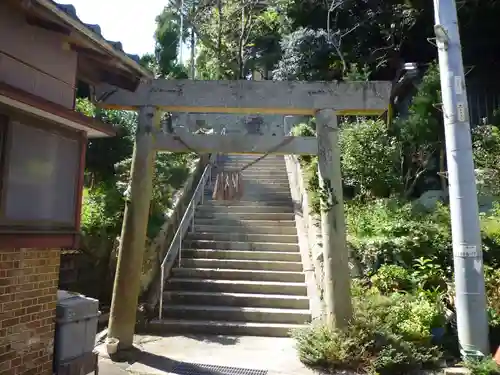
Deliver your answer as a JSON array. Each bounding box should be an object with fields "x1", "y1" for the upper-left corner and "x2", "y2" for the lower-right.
[
  {"x1": 190, "y1": 0, "x2": 283, "y2": 78},
  {"x1": 277, "y1": 0, "x2": 422, "y2": 79},
  {"x1": 396, "y1": 63, "x2": 445, "y2": 197},
  {"x1": 272, "y1": 28, "x2": 343, "y2": 81},
  {"x1": 340, "y1": 118, "x2": 403, "y2": 198},
  {"x1": 150, "y1": 6, "x2": 188, "y2": 78},
  {"x1": 76, "y1": 98, "x2": 136, "y2": 186}
]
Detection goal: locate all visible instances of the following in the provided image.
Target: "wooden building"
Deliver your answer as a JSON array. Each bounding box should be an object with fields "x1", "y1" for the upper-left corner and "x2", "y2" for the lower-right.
[{"x1": 0, "y1": 1, "x2": 150, "y2": 373}]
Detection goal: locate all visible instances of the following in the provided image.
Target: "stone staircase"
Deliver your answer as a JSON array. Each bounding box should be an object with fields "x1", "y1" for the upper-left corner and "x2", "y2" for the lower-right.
[{"x1": 153, "y1": 154, "x2": 310, "y2": 337}]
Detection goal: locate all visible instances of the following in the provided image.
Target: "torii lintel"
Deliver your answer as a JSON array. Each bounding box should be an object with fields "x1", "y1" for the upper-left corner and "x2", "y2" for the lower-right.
[
  {"x1": 95, "y1": 79, "x2": 392, "y2": 116},
  {"x1": 95, "y1": 79, "x2": 392, "y2": 155}
]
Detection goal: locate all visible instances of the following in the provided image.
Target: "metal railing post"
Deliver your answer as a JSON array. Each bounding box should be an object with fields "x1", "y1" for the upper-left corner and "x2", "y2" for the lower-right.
[
  {"x1": 159, "y1": 265, "x2": 165, "y2": 320},
  {"x1": 191, "y1": 203, "x2": 195, "y2": 233},
  {"x1": 178, "y1": 234, "x2": 182, "y2": 267}
]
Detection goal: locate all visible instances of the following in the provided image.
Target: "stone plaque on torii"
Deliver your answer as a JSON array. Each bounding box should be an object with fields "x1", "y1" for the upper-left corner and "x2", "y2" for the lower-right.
[{"x1": 96, "y1": 79, "x2": 391, "y2": 350}]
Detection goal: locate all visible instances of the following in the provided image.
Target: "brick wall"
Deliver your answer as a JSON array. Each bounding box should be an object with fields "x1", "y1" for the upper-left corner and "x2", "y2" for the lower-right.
[{"x1": 0, "y1": 248, "x2": 60, "y2": 375}]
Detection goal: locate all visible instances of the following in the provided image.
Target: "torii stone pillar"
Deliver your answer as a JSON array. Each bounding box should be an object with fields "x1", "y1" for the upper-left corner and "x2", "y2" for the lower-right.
[
  {"x1": 95, "y1": 79, "x2": 391, "y2": 349},
  {"x1": 316, "y1": 109, "x2": 352, "y2": 328},
  {"x1": 108, "y1": 105, "x2": 159, "y2": 348}
]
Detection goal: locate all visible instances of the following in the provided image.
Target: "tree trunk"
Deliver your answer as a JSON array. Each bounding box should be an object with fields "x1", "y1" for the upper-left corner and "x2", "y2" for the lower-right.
[
  {"x1": 217, "y1": 0, "x2": 222, "y2": 79},
  {"x1": 237, "y1": 1, "x2": 245, "y2": 79}
]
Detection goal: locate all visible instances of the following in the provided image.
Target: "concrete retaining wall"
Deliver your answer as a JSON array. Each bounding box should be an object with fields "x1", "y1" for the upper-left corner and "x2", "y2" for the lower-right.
[
  {"x1": 285, "y1": 155, "x2": 364, "y2": 321},
  {"x1": 285, "y1": 155, "x2": 324, "y2": 321}
]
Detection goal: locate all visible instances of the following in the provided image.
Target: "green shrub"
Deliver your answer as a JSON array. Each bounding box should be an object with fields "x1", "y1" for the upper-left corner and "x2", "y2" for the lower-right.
[
  {"x1": 463, "y1": 356, "x2": 500, "y2": 375},
  {"x1": 345, "y1": 197, "x2": 500, "y2": 277},
  {"x1": 479, "y1": 205, "x2": 500, "y2": 327},
  {"x1": 340, "y1": 118, "x2": 403, "y2": 198},
  {"x1": 346, "y1": 199, "x2": 453, "y2": 273},
  {"x1": 484, "y1": 266, "x2": 500, "y2": 328},
  {"x1": 81, "y1": 182, "x2": 124, "y2": 242},
  {"x1": 293, "y1": 289, "x2": 443, "y2": 374},
  {"x1": 370, "y1": 264, "x2": 414, "y2": 294},
  {"x1": 291, "y1": 122, "x2": 321, "y2": 214},
  {"x1": 291, "y1": 122, "x2": 316, "y2": 138},
  {"x1": 292, "y1": 117, "x2": 404, "y2": 214},
  {"x1": 114, "y1": 152, "x2": 193, "y2": 239},
  {"x1": 473, "y1": 124, "x2": 500, "y2": 198},
  {"x1": 481, "y1": 203, "x2": 500, "y2": 268},
  {"x1": 303, "y1": 158, "x2": 320, "y2": 215},
  {"x1": 412, "y1": 256, "x2": 448, "y2": 291}
]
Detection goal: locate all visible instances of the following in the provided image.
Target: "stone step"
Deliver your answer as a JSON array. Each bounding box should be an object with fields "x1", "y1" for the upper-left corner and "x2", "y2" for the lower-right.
[
  {"x1": 226, "y1": 192, "x2": 292, "y2": 198},
  {"x1": 161, "y1": 305, "x2": 310, "y2": 325},
  {"x1": 203, "y1": 191, "x2": 291, "y2": 198},
  {"x1": 208, "y1": 180, "x2": 290, "y2": 187},
  {"x1": 206, "y1": 180, "x2": 291, "y2": 188},
  {"x1": 164, "y1": 290, "x2": 309, "y2": 309},
  {"x1": 218, "y1": 168, "x2": 288, "y2": 173},
  {"x1": 215, "y1": 164, "x2": 288, "y2": 170},
  {"x1": 225, "y1": 169, "x2": 288, "y2": 174},
  {"x1": 220, "y1": 165, "x2": 287, "y2": 171},
  {"x1": 223, "y1": 156, "x2": 285, "y2": 160},
  {"x1": 235, "y1": 165, "x2": 287, "y2": 169},
  {"x1": 221, "y1": 158, "x2": 286, "y2": 163},
  {"x1": 201, "y1": 200, "x2": 294, "y2": 212},
  {"x1": 222, "y1": 170, "x2": 289, "y2": 174},
  {"x1": 220, "y1": 168, "x2": 287, "y2": 173},
  {"x1": 226, "y1": 159, "x2": 285, "y2": 162},
  {"x1": 167, "y1": 278, "x2": 307, "y2": 296},
  {"x1": 197, "y1": 205, "x2": 293, "y2": 214},
  {"x1": 201, "y1": 200, "x2": 293, "y2": 206},
  {"x1": 204, "y1": 196, "x2": 293, "y2": 203},
  {"x1": 172, "y1": 267, "x2": 305, "y2": 282},
  {"x1": 224, "y1": 155, "x2": 284, "y2": 159},
  {"x1": 239, "y1": 188, "x2": 292, "y2": 194},
  {"x1": 205, "y1": 187, "x2": 292, "y2": 194},
  {"x1": 194, "y1": 212, "x2": 296, "y2": 221},
  {"x1": 193, "y1": 218, "x2": 296, "y2": 227},
  {"x1": 186, "y1": 233, "x2": 298, "y2": 244},
  {"x1": 194, "y1": 224, "x2": 297, "y2": 235},
  {"x1": 148, "y1": 319, "x2": 305, "y2": 337},
  {"x1": 181, "y1": 258, "x2": 303, "y2": 272},
  {"x1": 224, "y1": 160, "x2": 285, "y2": 164},
  {"x1": 183, "y1": 240, "x2": 299, "y2": 252},
  {"x1": 221, "y1": 167, "x2": 288, "y2": 175},
  {"x1": 181, "y1": 249, "x2": 301, "y2": 262},
  {"x1": 220, "y1": 161, "x2": 287, "y2": 166},
  {"x1": 224, "y1": 159, "x2": 285, "y2": 163},
  {"x1": 239, "y1": 173, "x2": 289, "y2": 178}
]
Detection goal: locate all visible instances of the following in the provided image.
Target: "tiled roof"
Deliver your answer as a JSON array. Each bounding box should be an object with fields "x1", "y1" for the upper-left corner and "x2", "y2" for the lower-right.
[{"x1": 50, "y1": 1, "x2": 142, "y2": 65}]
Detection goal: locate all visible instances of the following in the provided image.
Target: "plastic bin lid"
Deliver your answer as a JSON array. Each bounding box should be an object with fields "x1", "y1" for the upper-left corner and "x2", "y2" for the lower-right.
[
  {"x1": 57, "y1": 290, "x2": 83, "y2": 301},
  {"x1": 56, "y1": 290, "x2": 100, "y2": 321}
]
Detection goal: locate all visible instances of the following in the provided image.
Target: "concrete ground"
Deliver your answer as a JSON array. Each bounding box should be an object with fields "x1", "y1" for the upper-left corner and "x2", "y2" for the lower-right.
[{"x1": 95, "y1": 334, "x2": 321, "y2": 375}]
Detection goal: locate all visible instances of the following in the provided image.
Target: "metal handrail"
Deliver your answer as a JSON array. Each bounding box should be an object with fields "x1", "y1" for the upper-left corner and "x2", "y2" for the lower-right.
[{"x1": 158, "y1": 156, "x2": 214, "y2": 320}]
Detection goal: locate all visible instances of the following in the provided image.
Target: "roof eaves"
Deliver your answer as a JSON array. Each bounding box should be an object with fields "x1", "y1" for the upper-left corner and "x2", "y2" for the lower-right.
[{"x1": 35, "y1": 0, "x2": 153, "y2": 80}]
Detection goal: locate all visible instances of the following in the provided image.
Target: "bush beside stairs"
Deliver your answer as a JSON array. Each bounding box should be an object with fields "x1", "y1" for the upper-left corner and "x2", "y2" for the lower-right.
[{"x1": 149, "y1": 154, "x2": 311, "y2": 337}]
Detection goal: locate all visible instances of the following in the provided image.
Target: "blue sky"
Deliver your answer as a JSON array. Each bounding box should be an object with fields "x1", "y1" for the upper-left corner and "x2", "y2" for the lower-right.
[{"x1": 66, "y1": 0, "x2": 166, "y2": 56}]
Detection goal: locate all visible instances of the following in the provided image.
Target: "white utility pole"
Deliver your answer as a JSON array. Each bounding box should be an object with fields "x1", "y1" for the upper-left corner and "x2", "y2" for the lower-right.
[{"x1": 433, "y1": 0, "x2": 489, "y2": 356}]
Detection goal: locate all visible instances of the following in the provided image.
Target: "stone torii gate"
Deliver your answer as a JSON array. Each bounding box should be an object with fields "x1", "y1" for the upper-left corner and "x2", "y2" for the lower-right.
[{"x1": 96, "y1": 79, "x2": 391, "y2": 350}]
